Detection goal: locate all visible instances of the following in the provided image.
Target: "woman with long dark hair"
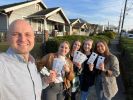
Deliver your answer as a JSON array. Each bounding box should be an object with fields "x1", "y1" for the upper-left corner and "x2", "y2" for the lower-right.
[
  {"x1": 68, "y1": 40, "x2": 82, "y2": 100},
  {"x1": 94, "y1": 40, "x2": 120, "y2": 100}
]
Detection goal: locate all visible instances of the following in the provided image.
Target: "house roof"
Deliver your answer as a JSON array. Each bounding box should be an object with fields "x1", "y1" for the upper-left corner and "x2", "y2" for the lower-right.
[
  {"x1": 31, "y1": 7, "x2": 59, "y2": 16},
  {"x1": 69, "y1": 18, "x2": 81, "y2": 25},
  {"x1": 0, "y1": 1, "x2": 31, "y2": 10},
  {"x1": 29, "y1": 7, "x2": 70, "y2": 24},
  {"x1": 73, "y1": 23, "x2": 87, "y2": 28},
  {"x1": 0, "y1": 0, "x2": 47, "y2": 13}
]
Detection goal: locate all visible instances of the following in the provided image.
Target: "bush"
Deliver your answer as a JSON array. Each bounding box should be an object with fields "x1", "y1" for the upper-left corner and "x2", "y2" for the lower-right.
[
  {"x1": 120, "y1": 37, "x2": 133, "y2": 100},
  {"x1": 0, "y1": 35, "x2": 111, "y2": 58},
  {"x1": 45, "y1": 40, "x2": 60, "y2": 53},
  {"x1": 103, "y1": 31, "x2": 117, "y2": 39},
  {"x1": 44, "y1": 35, "x2": 110, "y2": 54}
]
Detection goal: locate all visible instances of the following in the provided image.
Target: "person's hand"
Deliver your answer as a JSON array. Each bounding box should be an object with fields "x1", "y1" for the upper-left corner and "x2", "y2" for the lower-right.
[
  {"x1": 99, "y1": 63, "x2": 105, "y2": 71},
  {"x1": 49, "y1": 70, "x2": 57, "y2": 82},
  {"x1": 64, "y1": 64, "x2": 70, "y2": 73},
  {"x1": 43, "y1": 76, "x2": 51, "y2": 84},
  {"x1": 74, "y1": 62, "x2": 82, "y2": 69},
  {"x1": 106, "y1": 70, "x2": 113, "y2": 76},
  {"x1": 88, "y1": 63, "x2": 94, "y2": 71}
]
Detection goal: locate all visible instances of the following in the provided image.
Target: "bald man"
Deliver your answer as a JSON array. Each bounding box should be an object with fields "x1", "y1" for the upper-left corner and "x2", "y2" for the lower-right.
[{"x1": 0, "y1": 19, "x2": 42, "y2": 100}]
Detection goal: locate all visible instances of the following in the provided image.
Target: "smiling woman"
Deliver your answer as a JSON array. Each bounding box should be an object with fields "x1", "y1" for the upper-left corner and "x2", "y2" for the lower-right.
[
  {"x1": 37, "y1": 41, "x2": 74, "y2": 100},
  {"x1": 94, "y1": 40, "x2": 120, "y2": 100}
]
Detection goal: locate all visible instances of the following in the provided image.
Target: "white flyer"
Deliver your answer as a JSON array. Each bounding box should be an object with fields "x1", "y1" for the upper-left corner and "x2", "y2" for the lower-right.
[
  {"x1": 52, "y1": 58, "x2": 65, "y2": 75},
  {"x1": 73, "y1": 51, "x2": 87, "y2": 64},
  {"x1": 73, "y1": 51, "x2": 79, "y2": 62},
  {"x1": 96, "y1": 56, "x2": 105, "y2": 69},
  {"x1": 40, "y1": 66, "x2": 50, "y2": 76},
  {"x1": 87, "y1": 52, "x2": 98, "y2": 64}
]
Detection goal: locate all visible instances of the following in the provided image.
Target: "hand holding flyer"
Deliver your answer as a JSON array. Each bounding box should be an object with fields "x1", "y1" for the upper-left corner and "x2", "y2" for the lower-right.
[
  {"x1": 40, "y1": 66, "x2": 50, "y2": 76},
  {"x1": 87, "y1": 52, "x2": 98, "y2": 64},
  {"x1": 96, "y1": 56, "x2": 105, "y2": 69},
  {"x1": 73, "y1": 51, "x2": 87, "y2": 64}
]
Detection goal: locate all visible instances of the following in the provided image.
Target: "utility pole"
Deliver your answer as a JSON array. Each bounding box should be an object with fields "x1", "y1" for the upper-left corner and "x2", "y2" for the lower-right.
[
  {"x1": 108, "y1": 21, "x2": 110, "y2": 30},
  {"x1": 120, "y1": 0, "x2": 128, "y2": 38},
  {"x1": 118, "y1": 9, "x2": 122, "y2": 34}
]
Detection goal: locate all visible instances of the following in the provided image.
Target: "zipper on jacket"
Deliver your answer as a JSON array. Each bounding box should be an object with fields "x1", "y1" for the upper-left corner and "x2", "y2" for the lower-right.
[{"x1": 27, "y1": 64, "x2": 36, "y2": 100}]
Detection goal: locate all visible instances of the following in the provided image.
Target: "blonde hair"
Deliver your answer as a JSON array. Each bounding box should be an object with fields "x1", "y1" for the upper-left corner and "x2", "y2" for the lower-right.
[{"x1": 60, "y1": 41, "x2": 70, "y2": 48}]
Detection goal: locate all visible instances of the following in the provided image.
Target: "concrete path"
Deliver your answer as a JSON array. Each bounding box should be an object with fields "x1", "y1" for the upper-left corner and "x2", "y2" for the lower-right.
[{"x1": 87, "y1": 38, "x2": 126, "y2": 100}]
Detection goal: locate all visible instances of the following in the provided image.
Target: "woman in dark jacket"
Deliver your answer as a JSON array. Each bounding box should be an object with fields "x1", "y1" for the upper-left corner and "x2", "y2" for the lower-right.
[{"x1": 68, "y1": 40, "x2": 82, "y2": 100}]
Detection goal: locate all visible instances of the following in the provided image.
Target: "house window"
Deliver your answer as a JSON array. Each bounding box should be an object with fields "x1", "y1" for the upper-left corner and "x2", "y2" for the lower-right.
[
  {"x1": 81, "y1": 28, "x2": 85, "y2": 32},
  {"x1": 54, "y1": 25, "x2": 58, "y2": 30}
]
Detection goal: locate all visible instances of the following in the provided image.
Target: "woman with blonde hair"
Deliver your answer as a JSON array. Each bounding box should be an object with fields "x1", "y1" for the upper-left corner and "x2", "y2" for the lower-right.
[
  {"x1": 80, "y1": 39, "x2": 96, "y2": 100},
  {"x1": 38, "y1": 41, "x2": 74, "y2": 100}
]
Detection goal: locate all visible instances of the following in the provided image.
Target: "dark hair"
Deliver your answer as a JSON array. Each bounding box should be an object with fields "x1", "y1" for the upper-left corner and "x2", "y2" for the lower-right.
[
  {"x1": 81, "y1": 39, "x2": 93, "y2": 53},
  {"x1": 94, "y1": 40, "x2": 111, "y2": 56},
  {"x1": 94, "y1": 40, "x2": 111, "y2": 64}
]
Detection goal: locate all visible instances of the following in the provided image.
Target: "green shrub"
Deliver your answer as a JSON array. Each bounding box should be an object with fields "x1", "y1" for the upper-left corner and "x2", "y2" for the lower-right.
[
  {"x1": 0, "y1": 35, "x2": 111, "y2": 58},
  {"x1": 44, "y1": 35, "x2": 110, "y2": 54},
  {"x1": 45, "y1": 40, "x2": 60, "y2": 53},
  {"x1": 120, "y1": 37, "x2": 133, "y2": 100},
  {"x1": 103, "y1": 31, "x2": 117, "y2": 39},
  {"x1": 0, "y1": 42, "x2": 9, "y2": 52}
]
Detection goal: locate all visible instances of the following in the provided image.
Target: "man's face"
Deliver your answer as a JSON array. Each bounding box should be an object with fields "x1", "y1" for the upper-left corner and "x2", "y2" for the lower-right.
[{"x1": 8, "y1": 20, "x2": 35, "y2": 54}]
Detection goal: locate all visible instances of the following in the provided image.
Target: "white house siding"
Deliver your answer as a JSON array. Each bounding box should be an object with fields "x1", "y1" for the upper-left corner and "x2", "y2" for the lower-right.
[
  {"x1": 0, "y1": 14, "x2": 7, "y2": 32},
  {"x1": 31, "y1": 19, "x2": 38, "y2": 32},
  {"x1": 72, "y1": 28, "x2": 79, "y2": 35},
  {"x1": 48, "y1": 13, "x2": 65, "y2": 24},
  {"x1": 80, "y1": 25, "x2": 86, "y2": 35},
  {"x1": 8, "y1": 4, "x2": 44, "y2": 27}
]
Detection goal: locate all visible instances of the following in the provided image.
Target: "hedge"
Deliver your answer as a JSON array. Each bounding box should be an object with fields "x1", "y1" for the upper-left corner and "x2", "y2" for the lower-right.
[
  {"x1": 119, "y1": 37, "x2": 133, "y2": 100},
  {"x1": 45, "y1": 35, "x2": 110, "y2": 54},
  {"x1": 0, "y1": 35, "x2": 110, "y2": 58}
]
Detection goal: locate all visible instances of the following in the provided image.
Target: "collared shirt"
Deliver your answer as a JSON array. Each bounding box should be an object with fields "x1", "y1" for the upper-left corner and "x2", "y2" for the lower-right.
[{"x1": 0, "y1": 48, "x2": 42, "y2": 100}]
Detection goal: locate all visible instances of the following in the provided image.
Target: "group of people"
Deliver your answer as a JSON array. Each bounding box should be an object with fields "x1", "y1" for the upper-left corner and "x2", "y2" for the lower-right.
[{"x1": 0, "y1": 19, "x2": 120, "y2": 100}]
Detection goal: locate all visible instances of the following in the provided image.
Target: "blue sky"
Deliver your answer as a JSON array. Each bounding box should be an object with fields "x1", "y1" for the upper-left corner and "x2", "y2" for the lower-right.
[{"x1": 0, "y1": 0, "x2": 133, "y2": 30}]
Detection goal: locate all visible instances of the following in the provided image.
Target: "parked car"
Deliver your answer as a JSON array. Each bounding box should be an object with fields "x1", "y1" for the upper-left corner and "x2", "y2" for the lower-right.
[{"x1": 127, "y1": 34, "x2": 133, "y2": 38}]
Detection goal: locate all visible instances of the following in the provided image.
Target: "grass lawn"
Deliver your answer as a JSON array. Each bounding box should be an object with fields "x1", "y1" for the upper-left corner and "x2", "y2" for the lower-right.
[{"x1": 0, "y1": 42, "x2": 9, "y2": 52}]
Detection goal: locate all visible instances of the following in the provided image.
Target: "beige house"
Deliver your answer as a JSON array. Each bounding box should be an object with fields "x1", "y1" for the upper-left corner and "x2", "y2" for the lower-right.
[
  {"x1": 68, "y1": 18, "x2": 89, "y2": 36},
  {"x1": 0, "y1": 0, "x2": 70, "y2": 42}
]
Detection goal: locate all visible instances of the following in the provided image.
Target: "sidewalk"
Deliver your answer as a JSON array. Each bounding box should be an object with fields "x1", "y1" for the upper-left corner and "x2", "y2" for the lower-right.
[{"x1": 87, "y1": 38, "x2": 126, "y2": 100}]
